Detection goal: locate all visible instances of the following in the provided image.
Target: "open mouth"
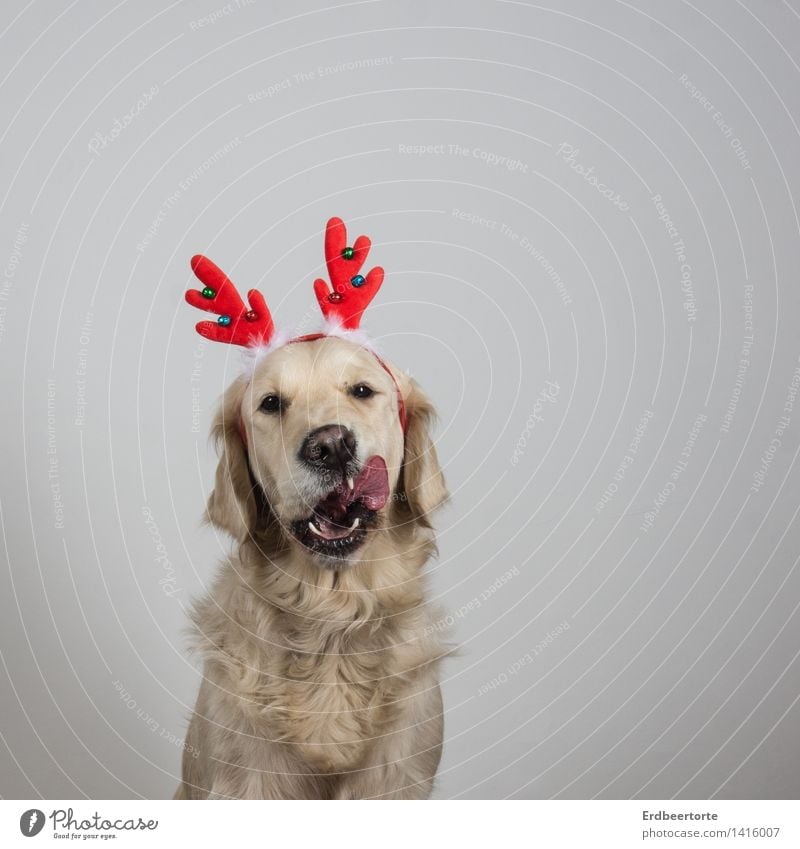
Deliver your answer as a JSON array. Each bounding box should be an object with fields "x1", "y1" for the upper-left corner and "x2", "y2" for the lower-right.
[{"x1": 290, "y1": 455, "x2": 390, "y2": 559}]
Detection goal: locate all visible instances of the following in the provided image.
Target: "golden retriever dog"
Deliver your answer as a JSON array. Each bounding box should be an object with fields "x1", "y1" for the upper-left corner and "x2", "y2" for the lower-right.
[{"x1": 175, "y1": 334, "x2": 448, "y2": 799}]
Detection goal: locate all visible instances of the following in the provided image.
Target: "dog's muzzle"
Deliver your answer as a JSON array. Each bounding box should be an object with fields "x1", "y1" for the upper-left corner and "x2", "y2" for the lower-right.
[{"x1": 290, "y1": 455, "x2": 390, "y2": 562}]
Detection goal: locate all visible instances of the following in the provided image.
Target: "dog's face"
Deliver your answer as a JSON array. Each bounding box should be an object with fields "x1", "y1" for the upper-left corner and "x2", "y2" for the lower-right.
[
  {"x1": 244, "y1": 337, "x2": 405, "y2": 560},
  {"x1": 206, "y1": 336, "x2": 447, "y2": 567}
]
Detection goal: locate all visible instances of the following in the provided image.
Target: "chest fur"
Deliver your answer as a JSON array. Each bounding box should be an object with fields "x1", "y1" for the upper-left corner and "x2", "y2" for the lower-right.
[
  {"x1": 275, "y1": 644, "x2": 396, "y2": 772},
  {"x1": 203, "y1": 574, "x2": 442, "y2": 774}
]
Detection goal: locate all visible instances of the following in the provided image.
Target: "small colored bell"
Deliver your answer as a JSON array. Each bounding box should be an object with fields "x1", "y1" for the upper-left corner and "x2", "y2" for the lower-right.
[
  {"x1": 328, "y1": 292, "x2": 343, "y2": 303},
  {"x1": 350, "y1": 275, "x2": 365, "y2": 288},
  {"x1": 217, "y1": 315, "x2": 232, "y2": 326},
  {"x1": 341, "y1": 246, "x2": 355, "y2": 260},
  {"x1": 201, "y1": 287, "x2": 216, "y2": 299},
  {"x1": 244, "y1": 310, "x2": 258, "y2": 322}
]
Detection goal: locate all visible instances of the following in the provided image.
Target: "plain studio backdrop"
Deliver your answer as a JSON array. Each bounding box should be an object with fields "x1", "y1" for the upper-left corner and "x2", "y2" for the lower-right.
[{"x1": 1, "y1": 0, "x2": 799, "y2": 800}]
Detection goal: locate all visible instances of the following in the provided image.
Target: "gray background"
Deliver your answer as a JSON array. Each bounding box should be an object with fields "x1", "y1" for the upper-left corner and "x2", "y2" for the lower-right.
[{"x1": 1, "y1": 0, "x2": 799, "y2": 800}]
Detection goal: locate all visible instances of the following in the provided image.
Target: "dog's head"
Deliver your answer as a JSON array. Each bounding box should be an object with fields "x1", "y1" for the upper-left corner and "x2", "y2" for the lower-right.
[{"x1": 205, "y1": 335, "x2": 447, "y2": 567}]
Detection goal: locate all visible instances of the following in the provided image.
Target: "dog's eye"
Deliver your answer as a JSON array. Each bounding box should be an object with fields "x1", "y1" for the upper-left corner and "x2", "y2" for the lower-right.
[
  {"x1": 259, "y1": 394, "x2": 283, "y2": 414},
  {"x1": 350, "y1": 383, "x2": 374, "y2": 399}
]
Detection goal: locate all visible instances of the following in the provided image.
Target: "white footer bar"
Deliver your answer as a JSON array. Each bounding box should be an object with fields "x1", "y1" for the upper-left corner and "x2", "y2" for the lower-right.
[{"x1": 2, "y1": 799, "x2": 797, "y2": 848}]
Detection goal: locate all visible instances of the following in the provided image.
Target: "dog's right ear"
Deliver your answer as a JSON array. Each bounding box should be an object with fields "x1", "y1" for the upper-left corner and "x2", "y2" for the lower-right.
[
  {"x1": 206, "y1": 379, "x2": 258, "y2": 542},
  {"x1": 396, "y1": 374, "x2": 449, "y2": 527}
]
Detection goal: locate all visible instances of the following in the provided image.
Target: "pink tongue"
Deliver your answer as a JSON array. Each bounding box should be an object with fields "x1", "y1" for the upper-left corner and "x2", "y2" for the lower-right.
[
  {"x1": 350, "y1": 455, "x2": 390, "y2": 511},
  {"x1": 318, "y1": 455, "x2": 390, "y2": 519}
]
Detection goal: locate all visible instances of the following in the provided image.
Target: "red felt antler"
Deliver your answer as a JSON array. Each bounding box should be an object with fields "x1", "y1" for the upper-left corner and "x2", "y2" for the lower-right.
[
  {"x1": 312, "y1": 217, "x2": 384, "y2": 330},
  {"x1": 185, "y1": 255, "x2": 274, "y2": 347}
]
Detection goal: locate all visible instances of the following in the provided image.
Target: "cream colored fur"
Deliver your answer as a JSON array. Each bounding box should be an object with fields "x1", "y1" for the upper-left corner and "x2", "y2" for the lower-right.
[{"x1": 176, "y1": 337, "x2": 448, "y2": 799}]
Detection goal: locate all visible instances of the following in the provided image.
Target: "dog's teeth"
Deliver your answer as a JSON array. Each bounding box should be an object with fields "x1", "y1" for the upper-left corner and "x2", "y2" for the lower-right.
[
  {"x1": 348, "y1": 517, "x2": 360, "y2": 531},
  {"x1": 308, "y1": 521, "x2": 323, "y2": 536},
  {"x1": 346, "y1": 477, "x2": 354, "y2": 491}
]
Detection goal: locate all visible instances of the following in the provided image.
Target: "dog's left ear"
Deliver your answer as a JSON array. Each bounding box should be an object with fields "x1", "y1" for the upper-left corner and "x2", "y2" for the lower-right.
[
  {"x1": 207, "y1": 378, "x2": 258, "y2": 542},
  {"x1": 397, "y1": 374, "x2": 448, "y2": 524}
]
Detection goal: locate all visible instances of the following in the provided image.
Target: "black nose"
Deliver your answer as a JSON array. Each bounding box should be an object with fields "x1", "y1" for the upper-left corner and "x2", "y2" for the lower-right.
[{"x1": 300, "y1": 425, "x2": 357, "y2": 474}]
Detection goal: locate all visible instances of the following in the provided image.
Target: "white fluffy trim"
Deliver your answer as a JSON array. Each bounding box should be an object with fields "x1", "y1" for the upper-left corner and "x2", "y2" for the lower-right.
[{"x1": 238, "y1": 318, "x2": 382, "y2": 378}]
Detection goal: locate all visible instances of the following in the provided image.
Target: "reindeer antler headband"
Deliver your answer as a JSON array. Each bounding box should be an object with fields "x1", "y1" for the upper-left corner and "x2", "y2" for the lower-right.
[{"x1": 185, "y1": 216, "x2": 406, "y2": 431}]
